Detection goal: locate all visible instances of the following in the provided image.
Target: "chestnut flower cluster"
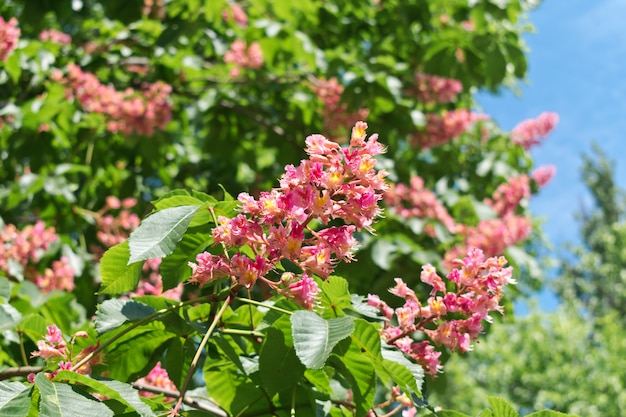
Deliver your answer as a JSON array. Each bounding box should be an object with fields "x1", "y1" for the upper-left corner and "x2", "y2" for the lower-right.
[
  {"x1": 224, "y1": 39, "x2": 263, "y2": 77},
  {"x1": 135, "y1": 362, "x2": 178, "y2": 400},
  {"x1": 411, "y1": 73, "x2": 463, "y2": 105},
  {"x1": 0, "y1": 221, "x2": 75, "y2": 293},
  {"x1": 532, "y1": 164, "x2": 557, "y2": 187},
  {"x1": 511, "y1": 112, "x2": 559, "y2": 149},
  {"x1": 53, "y1": 64, "x2": 172, "y2": 136},
  {"x1": 444, "y1": 215, "x2": 531, "y2": 269},
  {"x1": 0, "y1": 16, "x2": 19, "y2": 61},
  {"x1": 28, "y1": 324, "x2": 101, "y2": 382},
  {"x1": 485, "y1": 174, "x2": 531, "y2": 216},
  {"x1": 368, "y1": 248, "x2": 515, "y2": 376},
  {"x1": 188, "y1": 122, "x2": 388, "y2": 309},
  {"x1": 384, "y1": 175, "x2": 457, "y2": 234},
  {"x1": 309, "y1": 77, "x2": 370, "y2": 142},
  {"x1": 38, "y1": 29, "x2": 71, "y2": 45},
  {"x1": 411, "y1": 109, "x2": 488, "y2": 149},
  {"x1": 222, "y1": 3, "x2": 248, "y2": 27}
]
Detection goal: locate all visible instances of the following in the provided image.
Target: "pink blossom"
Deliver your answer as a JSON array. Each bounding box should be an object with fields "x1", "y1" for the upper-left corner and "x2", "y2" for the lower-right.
[
  {"x1": 0, "y1": 17, "x2": 19, "y2": 61},
  {"x1": 412, "y1": 73, "x2": 463, "y2": 104},
  {"x1": 188, "y1": 252, "x2": 231, "y2": 286},
  {"x1": 34, "y1": 256, "x2": 75, "y2": 293},
  {"x1": 372, "y1": 249, "x2": 514, "y2": 376},
  {"x1": 411, "y1": 109, "x2": 488, "y2": 149},
  {"x1": 485, "y1": 175, "x2": 531, "y2": 216},
  {"x1": 286, "y1": 274, "x2": 320, "y2": 309},
  {"x1": 532, "y1": 164, "x2": 556, "y2": 187},
  {"x1": 56, "y1": 64, "x2": 172, "y2": 136},
  {"x1": 222, "y1": 4, "x2": 248, "y2": 27},
  {"x1": 189, "y1": 122, "x2": 387, "y2": 290},
  {"x1": 511, "y1": 112, "x2": 559, "y2": 149},
  {"x1": 384, "y1": 176, "x2": 457, "y2": 233},
  {"x1": 136, "y1": 362, "x2": 178, "y2": 400},
  {"x1": 309, "y1": 77, "x2": 370, "y2": 141},
  {"x1": 224, "y1": 40, "x2": 264, "y2": 77},
  {"x1": 38, "y1": 29, "x2": 71, "y2": 45}
]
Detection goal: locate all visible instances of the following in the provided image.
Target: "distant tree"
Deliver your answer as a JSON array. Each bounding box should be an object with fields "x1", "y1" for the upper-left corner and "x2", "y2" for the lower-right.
[{"x1": 556, "y1": 145, "x2": 626, "y2": 318}]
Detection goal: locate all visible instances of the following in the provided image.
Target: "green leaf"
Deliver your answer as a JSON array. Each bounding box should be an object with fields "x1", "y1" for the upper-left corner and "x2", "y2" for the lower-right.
[
  {"x1": 525, "y1": 411, "x2": 575, "y2": 417},
  {"x1": 424, "y1": 411, "x2": 473, "y2": 417},
  {"x1": 350, "y1": 320, "x2": 422, "y2": 398},
  {"x1": 291, "y1": 310, "x2": 354, "y2": 369},
  {"x1": 259, "y1": 327, "x2": 306, "y2": 396},
  {"x1": 318, "y1": 276, "x2": 352, "y2": 318},
  {"x1": 98, "y1": 242, "x2": 143, "y2": 295},
  {"x1": 0, "y1": 303, "x2": 21, "y2": 332},
  {"x1": 0, "y1": 277, "x2": 10, "y2": 301},
  {"x1": 0, "y1": 382, "x2": 31, "y2": 417},
  {"x1": 488, "y1": 397, "x2": 519, "y2": 417},
  {"x1": 94, "y1": 299, "x2": 157, "y2": 334},
  {"x1": 330, "y1": 337, "x2": 376, "y2": 416},
  {"x1": 128, "y1": 205, "x2": 199, "y2": 264},
  {"x1": 102, "y1": 326, "x2": 175, "y2": 381},
  {"x1": 381, "y1": 344, "x2": 424, "y2": 396},
  {"x1": 52, "y1": 372, "x2": 155, "y2": 417},
  {"x1": 160, "y1": 230, "x2": 212, "y2": 290},
  {"x1": 35, "y1": 373, "x2": 114, "y2": 417}
]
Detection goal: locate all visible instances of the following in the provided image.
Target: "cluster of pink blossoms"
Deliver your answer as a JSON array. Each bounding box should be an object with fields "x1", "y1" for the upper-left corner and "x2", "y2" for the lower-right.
[
  {"x1": 224, "y1": 39, "x2": 263, "y2": 77},
  {"x1": 94, "y1": 196, "x2": 141, "y2": 250},
  {"x1": 135, "y1": 362, "x2": 178, "y2": 400},
  {"x1": 384, "y1": 176, "x2": 457, "y2": 234},
  {"x1": 444, "y1": 214, "x2": 531, "y2": 269},
  {"x1": 532, "y1": 164, "x2": 556, "y2": 187},
  {"x1": 411, "y1": 73, "x2": 463, "y2": 105},
  {"x1": 368, "y1": 248, "x2": 515, "y2": 376},
  {"x1": 53, "y1": 64, "x2": 172, "y2": 136},
  {"x1": 188, "y1": 122, "x2": 388, "y2": 308},
  {"x1": 485, "y1": 174, "x2": 531, "y2": 217},
  {"x1": 92, "y1": 196, "x2": 183, "y2": 300},
  {"x1": 511, "y1": 112, "x2": 559, "y2": 149},
  {"x1": 411, "y1": 109, "x2": 488, "y2": 149},
  {"x1": 38, "y1": 29, "x2": 71, "y2": 45},
  {"x1": 0, "y1": 16, "x2": 19, "y2": 61},
  {"x1": 29, "y1": 324, "x2": 101, "y2": 382},
  {"x1": 222, "y1": 3, "x2": 248, "y2": 27},
  {"x1": 309, "y1": 77, "x2": 370, "y2": 142},
  {"x1": 0, "y1": 221, "x2": 75, "y2": 293}
]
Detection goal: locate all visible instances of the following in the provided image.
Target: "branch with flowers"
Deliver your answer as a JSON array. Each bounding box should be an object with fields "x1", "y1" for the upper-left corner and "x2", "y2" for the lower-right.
[{"x1": 0, "y1": 122, "x2": 550, "y2": 417}]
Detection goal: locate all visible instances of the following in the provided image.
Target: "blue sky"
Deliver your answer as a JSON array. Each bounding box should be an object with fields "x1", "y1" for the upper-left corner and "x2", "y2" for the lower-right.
[
  {"x1": 479, "y1": 0, "x2": 626, "y2": 245},
  {"x1": 477, "y1": 0, "x2": 626, "y2": 310}
]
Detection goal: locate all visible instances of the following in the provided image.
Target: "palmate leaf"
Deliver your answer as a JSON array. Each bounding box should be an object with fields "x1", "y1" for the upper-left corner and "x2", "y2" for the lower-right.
[
  {"x1": 99, "y1": 241, "x2": 143, "y2": 295},
  {"x1": 291, "y1": 310, "x2": 354, "y2": 369},
  {"x1": 35, "y1": 373, "x2": 114, "y2": 417},
  {"x1": 0, "y1": 381, "x2": 31, "y2": 417},
  {"x1": 128, "y1": 205, "x2": 199, "y2": 264},
  {"x1": 94, "y1": 299, "x2": 156, "y2": 334}
]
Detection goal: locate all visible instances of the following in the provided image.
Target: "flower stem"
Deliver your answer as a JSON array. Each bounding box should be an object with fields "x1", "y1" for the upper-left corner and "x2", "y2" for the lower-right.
[
  {"x1": 172, "y1": 294, "x2": 234, "y2": 415},
  {"x1": 236, "y1": 297, "x2": 294, "y2": 315}
]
